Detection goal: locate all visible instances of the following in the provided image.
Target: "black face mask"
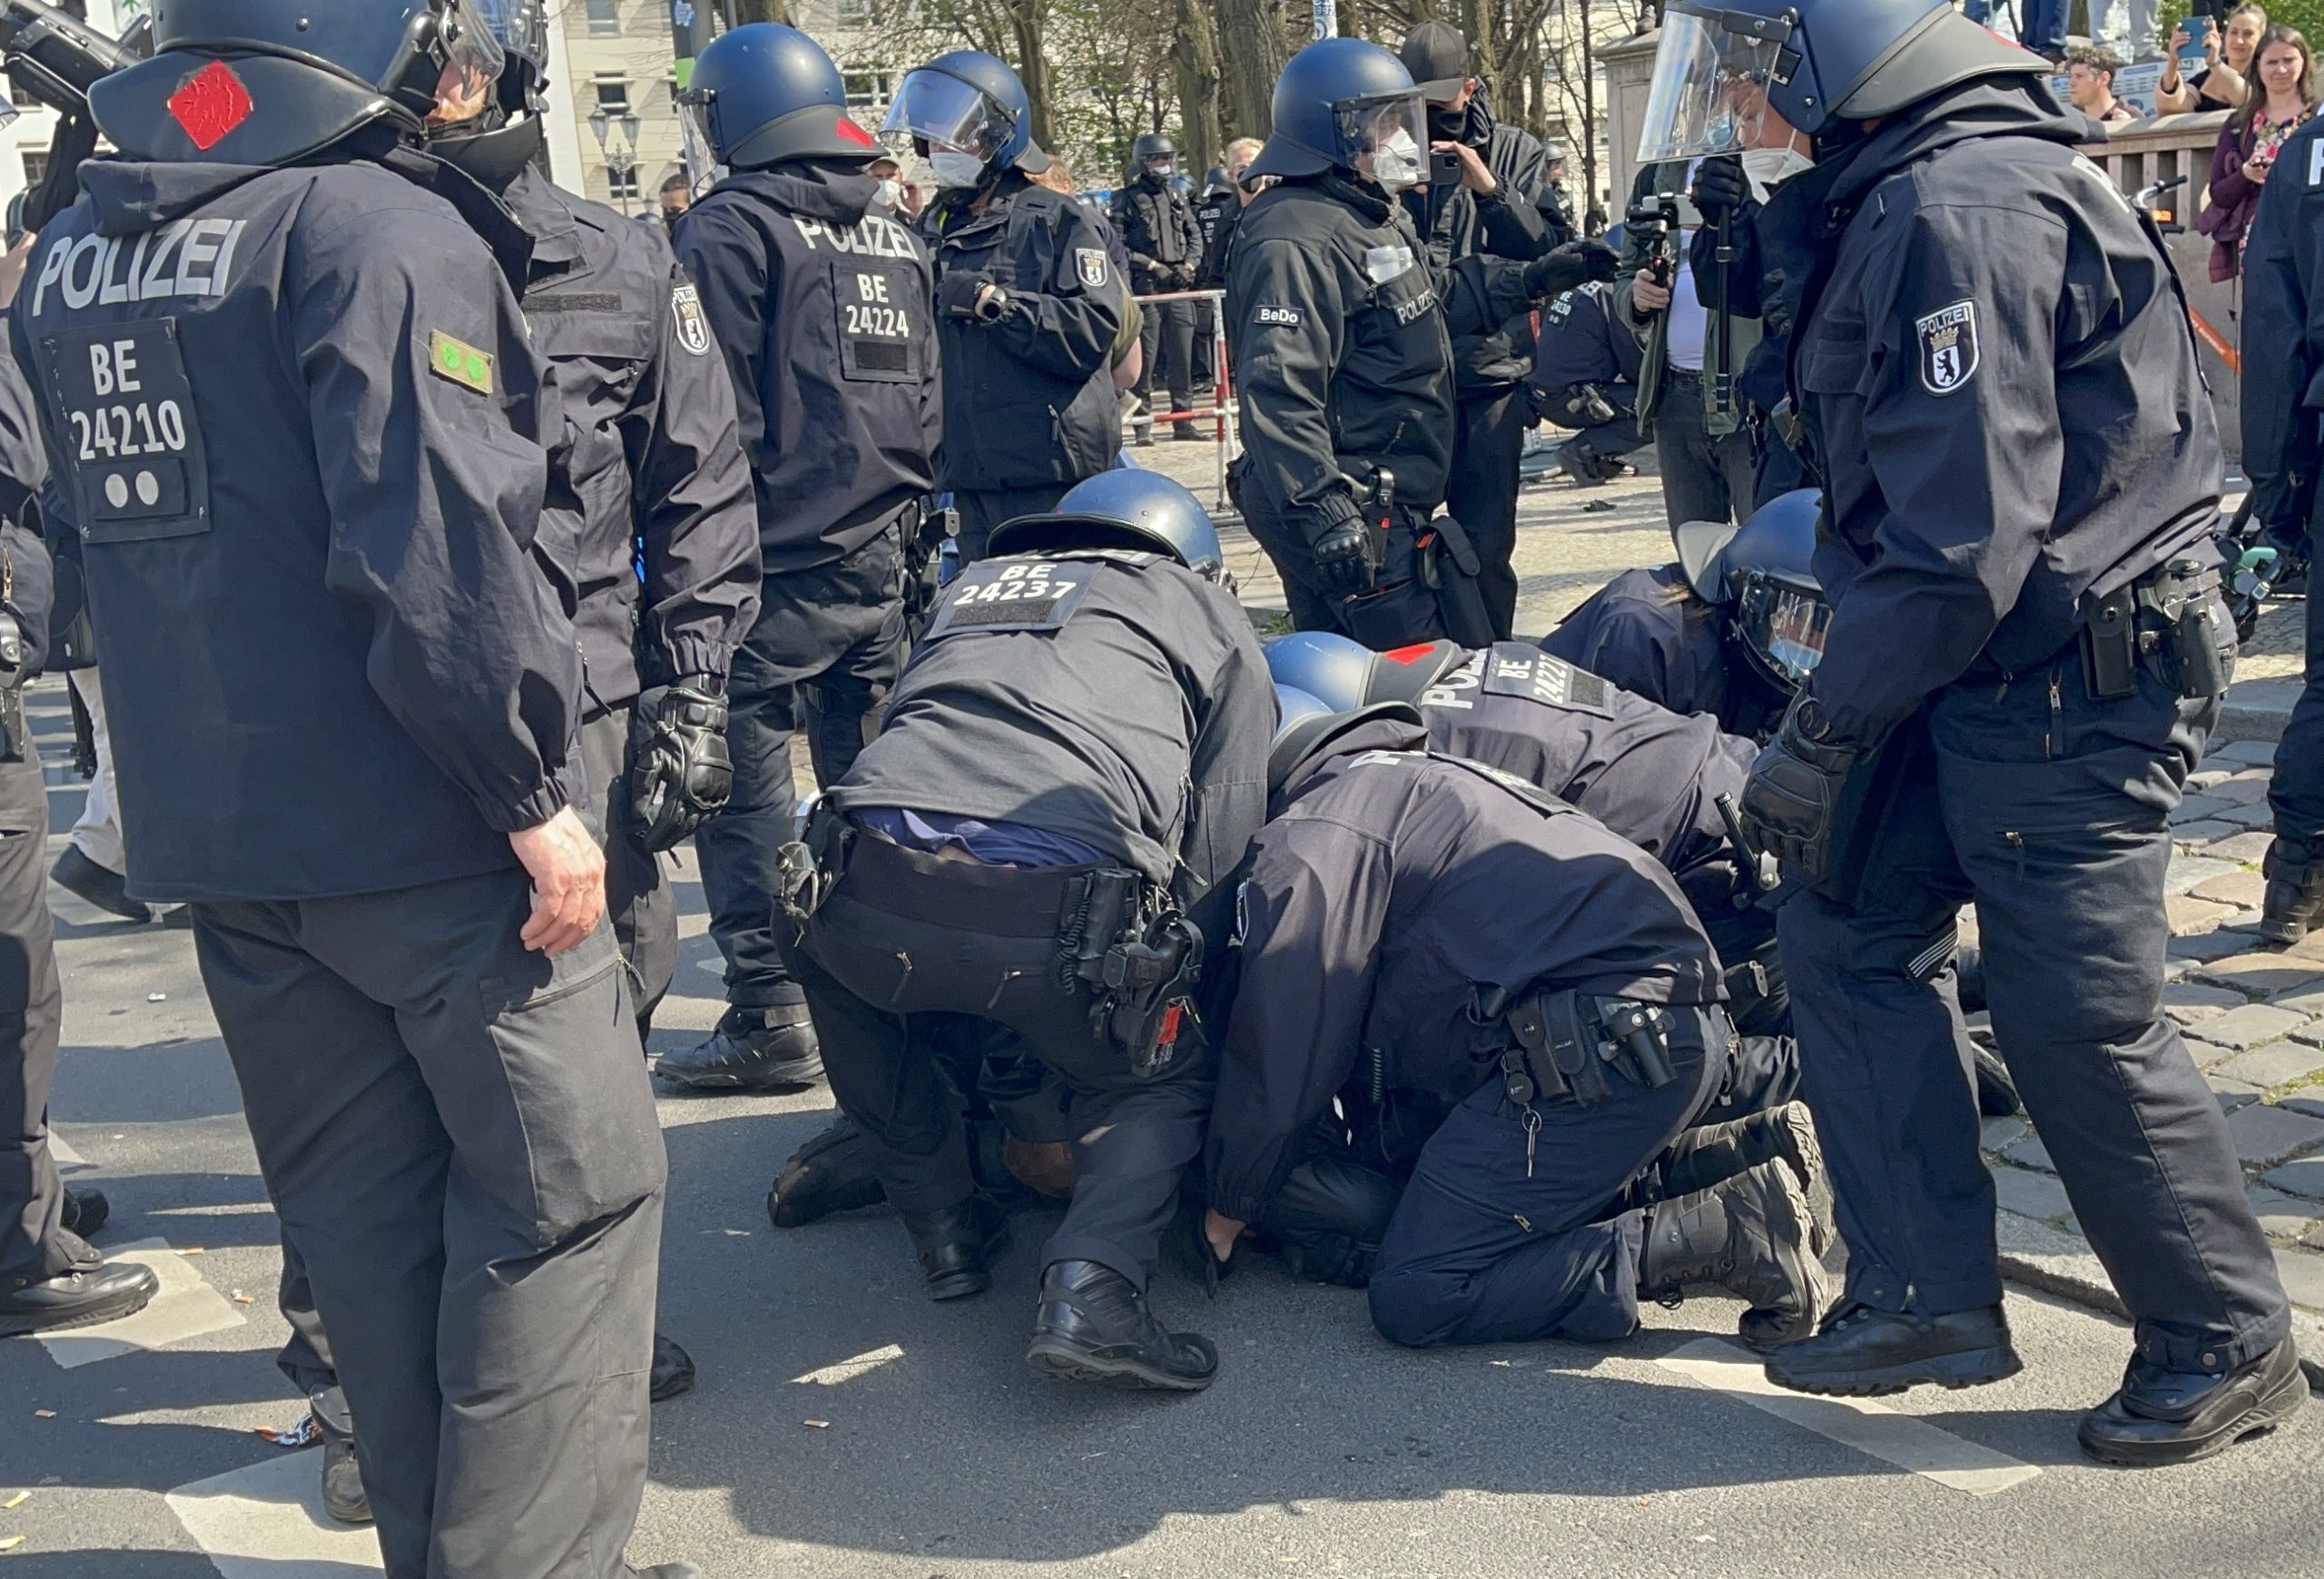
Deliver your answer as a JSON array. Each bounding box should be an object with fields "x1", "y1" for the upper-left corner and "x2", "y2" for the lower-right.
[{"x1": 1427, "y1": 105, "x2": 1465, "y2": 143}]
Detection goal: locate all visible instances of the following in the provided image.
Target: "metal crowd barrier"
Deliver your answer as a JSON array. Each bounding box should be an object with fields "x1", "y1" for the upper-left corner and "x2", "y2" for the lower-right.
[{"x1": 1127, "y1": 286, "x2": 1237, "y2": 515}]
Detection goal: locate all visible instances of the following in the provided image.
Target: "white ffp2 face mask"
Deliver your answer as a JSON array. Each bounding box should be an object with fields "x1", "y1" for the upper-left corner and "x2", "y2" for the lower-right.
[
  {"x1": 1372, "y1": 128, "x2": 1423, "y2": 192},
  {"x1": 1740, "y1": 146, "x2": 1815, "y2": 202},
  {"x1": 872, "y1": 177, "x2": 906, "y2": 212},
  {"x1": 930, "y1": 151, "x2": 988, "y2": 189}
]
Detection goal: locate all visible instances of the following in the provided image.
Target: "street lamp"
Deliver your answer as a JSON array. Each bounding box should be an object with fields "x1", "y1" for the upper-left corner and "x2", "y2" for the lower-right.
[{"x1": 587, "y1": 109, "x2": 645, "y2": 215}]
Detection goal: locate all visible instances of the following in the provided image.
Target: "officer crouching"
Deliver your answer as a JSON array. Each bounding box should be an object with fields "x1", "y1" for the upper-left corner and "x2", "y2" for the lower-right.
[
  {"x1": 1205, "y1": 697, "x2": 1828, "y2": 1348},
  {"x1": 778, "y1": 471, "x2": 1273, "y2": 1390}
]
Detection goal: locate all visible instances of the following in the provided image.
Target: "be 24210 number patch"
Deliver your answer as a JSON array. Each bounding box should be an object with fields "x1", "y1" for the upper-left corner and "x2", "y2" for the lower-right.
[{"x1": 36, "y1": 318, "x2": 210, "y2": 544}]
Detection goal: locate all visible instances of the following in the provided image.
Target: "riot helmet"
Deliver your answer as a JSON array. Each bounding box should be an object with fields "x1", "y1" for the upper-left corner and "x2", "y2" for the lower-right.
[
  {"x1": 1718, "y1": 490, "x2": 1829, "y2": 692},
  {"x1": 1637, "y1": 0, "x2": 2040, "y2": 157},
  {"x1": 1268, "y1": 699, "x2": 1424, "y2": 797},
  {"x1": 1201, "y1": 163, "x2": 1230, "y2": 199},
  {"x1": 1265, "y1": 631, "x2": 1468, "y2": 710},
  {"x1": 678, "y1": 24, "x2": 876, "y2": 190},
  {"x1": 1131, "y1": 131, "x2": 1177, "y2": 183},
  {"x1": 425, "y1": 0, "x2": 554, "y2": 190},
  {"x1": 93, "y1": 0, "x2": 507, "y2": 166},
  {"x1": 986, "y1": 470, "x2": 1228, "y2": 583},
  {"x1": 1245, "y1": 36, "x2": 1430, "y2": 192},
  {"x1": 881, "y1": 49, "x2": 1047, "y2": 191}
]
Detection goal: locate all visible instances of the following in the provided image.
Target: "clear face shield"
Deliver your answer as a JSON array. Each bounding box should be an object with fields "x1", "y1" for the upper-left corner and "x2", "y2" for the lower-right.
[
  {"x1": 675, "y1": 90, "x2": 726, "y2": 194},
  {"x1": 1736, "y1": 572, "x2": 1832, "y2": 688},
  {"x1": 1636, "y1": 5, "x2": 1788, "y2": 163},
  {"x1": 1335, "y1": 91, "x2": 1429, "y2": 192},
  {"x1": 470, "y1": 0, "x2": 547, "y2": 62},
  {"x1": 881, "y1": 68, "x2": 1011, "y2": 164},
  {"x1": 423, "y1": 0, "x2": 508, "y2": 123}
]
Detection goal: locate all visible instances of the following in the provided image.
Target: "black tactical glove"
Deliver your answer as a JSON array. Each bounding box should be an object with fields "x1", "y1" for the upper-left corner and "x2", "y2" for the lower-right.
[
  {"x1": 937, "y1": 268, "x2": 996, "y2": 321},
  {"x1": 1309, "y1": 495, "x2": 1377, "y2": 595},
  {"x1": 1690, "y1": 154, "x2": 1749, "y2": 222},
  {"x1": 627, "y1": 678, "x2": 733, "y2": 854},
  {"x1": 1738, "y1": 694, "x2": 1864, "y2": 883},
  {"x1": 1523, "y1": 239, "x2": 1619, "y2": 300},
  {"x1": 1179, "y1": 260, "x2": 1205, "y2": 289}
]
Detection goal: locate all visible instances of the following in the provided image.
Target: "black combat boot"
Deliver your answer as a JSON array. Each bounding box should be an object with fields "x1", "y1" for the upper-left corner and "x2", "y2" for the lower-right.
[
  {"x1": 901, "y1": 1195, "x2": 1010, "y2": 1300},
  {"x1": 1171, "y1": 419, "x2": 1205, "y2": 441},
  {"x1": 1556, "y1": 441, "x2": 1610, "y2": 487},
  {"x1": 655, "y1": 1005, "x2": 823, "y2": 1092},
  {"x1": 0, "y1": 1232, "x2": 160, "y2": 1337},
  {"x1": 1764, "y1": 1301, "x2": 2023, "y2": 1397},
  {"x1": 1640, "y1": 1159, "x2": 1828, "y2": 1352},
  {"x1": 309, "y1": 1384, "x2": 372, "y2": 1525},
  {"x1": 2261, "y1": 836, "x2": 2324, "y2": 944},
  {"x1": 767, "y1": 1116, "x2": 888, "y2": 1228},
  {"x1": 1660, "y1": 1101, "x2": 1829, "y2": 1251},
  {"x1": 1025, "y1": 1259, "x2": 1218, "y2": 1391},
  {"x1": 2078, "y1": 1336, "x2": 2308, "y2": 1466},
  {"x1": 651, "y1": 1334, "x2": 696, "y2": 1402},
  {"x1": 60, "y1": 1186, "x2": 109, "y2": 1239}
]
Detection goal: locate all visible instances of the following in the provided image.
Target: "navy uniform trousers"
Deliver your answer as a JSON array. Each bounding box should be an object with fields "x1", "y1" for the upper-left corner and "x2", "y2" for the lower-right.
[
  {"x1": 0, "y1": 752, "x2": 66, "y2": 1291},
  {"x1": 1779, "y1": 642, "x2": 2290, "y2": 1375}
]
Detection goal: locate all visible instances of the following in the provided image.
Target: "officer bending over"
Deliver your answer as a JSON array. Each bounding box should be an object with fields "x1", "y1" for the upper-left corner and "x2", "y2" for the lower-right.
[
  {"x1": 662, "y1": 23, "x2": 938, "y2": 1092},
  {"x1": 1206, "y1": 699, "x2": 1828, "y2": 1349},
  {"x1": 0, "y1": 331, "x2": 159, "y2": 1338},
  {"x1": 15, "y1": 5, "x2": 684, "y2": 1572},
  {"x1": 1228, "y1": 36, "x2": 1614, "y2": 650},
  {"x1": 887, "y1": 52, "x2": 1123, "y2": 559},
  {"x1": 268, "y1": 3, "x2": 760, "y2": 1521},
  {"x1": 1686, "y1": 0, "x2": 2300, "y2": 1461},
  {"x1": 1529, "y1": 280, "x2": 1648, "y2": 488},
  {"x1": 783, "y1": 471, "x2": 1271, "y2": 1391}
]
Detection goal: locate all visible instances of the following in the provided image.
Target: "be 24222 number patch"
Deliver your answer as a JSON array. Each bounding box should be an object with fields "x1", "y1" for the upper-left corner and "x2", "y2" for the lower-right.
[
  {"x1": 923, "y1": 558, "x2": 1097, "y2": 638},
  {"x1": 1481, "y1": 645, "x2": 1614, "y2": 715},
  {"x1": 36, "y1": 319, "x2": 210, "y2": 544}
]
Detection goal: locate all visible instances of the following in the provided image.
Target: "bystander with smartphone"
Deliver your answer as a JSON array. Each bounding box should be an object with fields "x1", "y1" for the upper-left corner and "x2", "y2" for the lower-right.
[{"x1": 2198, "y1": 23, "x2": 2318, "y2": 281}]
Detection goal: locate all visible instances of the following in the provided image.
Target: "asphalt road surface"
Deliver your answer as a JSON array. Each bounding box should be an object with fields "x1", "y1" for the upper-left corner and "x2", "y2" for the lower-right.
[{"x1": 5, "y1": 679, "x2": 2322, "y2": 1579}]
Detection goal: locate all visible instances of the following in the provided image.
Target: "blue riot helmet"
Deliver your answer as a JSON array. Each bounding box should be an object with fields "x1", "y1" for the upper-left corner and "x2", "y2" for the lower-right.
[
  {"x1": 678, "y1": 24, "x2": 877, "y2": 190},
  {"x1": 987, "y1": 470, "x2": 1227, "y2": 583},
  {"x1": 881, "y1": 50, "x2": 1048, "y2": 187},
  {"x1": 1245, "y1": 36, "x2": 1430, "y2": 192},
  {"x1": 1265, "y1": 631, "x2": 1468, "y2": 709},
  {"x1": 1274, "y1": 685, "x2": 1334, "y2": 738},
  {"x1": 93, "y1": 0, "x2": 507, "y2": 166},
  {"x1": 427, "y1": 0, "x2": 556, "y2": 187},
  {"x1": 1268, "y1": 698, "x2": 1424, "y2": 796},
  {"x1": 1637, "y1": 0, "x2": 2040, "y2": 161},
  {"x1": 1718, "y1": 489, "x2": 1828, "y2": 692}
]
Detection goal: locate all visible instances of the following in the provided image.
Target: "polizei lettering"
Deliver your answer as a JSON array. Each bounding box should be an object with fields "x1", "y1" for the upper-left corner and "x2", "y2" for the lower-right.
[
  {"x1": 790, "y1": 212, "x2": 921, "y2": 259},
  {"x1": 31, "y1": 219, "x2": 249, "y2": 318}
]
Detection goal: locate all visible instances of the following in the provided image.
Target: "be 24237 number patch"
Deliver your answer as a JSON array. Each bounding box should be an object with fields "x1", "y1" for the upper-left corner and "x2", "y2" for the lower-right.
[
  {"x1": 1481, "y1": 645, "x2": 1614, "y2": 715},
  {"x1": 923, "y1": 558, "x2": 1097, "y2": 639},
  {"x1": 36, "y1": 319, "x2": 210, "y2": 544}
]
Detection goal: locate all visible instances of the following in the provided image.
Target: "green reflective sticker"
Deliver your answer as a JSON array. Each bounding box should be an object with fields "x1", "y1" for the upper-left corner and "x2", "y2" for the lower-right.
[{"x1": 427, "y1": 330, "x2": 495, "y2": 395}]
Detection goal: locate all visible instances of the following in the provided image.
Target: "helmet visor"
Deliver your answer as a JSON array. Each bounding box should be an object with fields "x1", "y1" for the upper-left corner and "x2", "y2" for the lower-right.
[
  {"x1": 436, "y1": 0, "x2": 507, "y2": 101},
  {"x1": 1736, "y1": 574, "x2": 1831, "y2": 687},
  {"x1": 881, "y1": 67, "x2": 1010, "y2": 163},
  {"x1": 1334, "y1": 90, "x2": 1429, "y2": 191},
  {"x1": 675, "y1": 93, "x2": 726, "y2": 194},
  {"x1": 1635, "y1": 5, "x2": 1787, "y2": 163},
  {"x1": 471, "y1": 0, "x2": 546, "y2": 61}
]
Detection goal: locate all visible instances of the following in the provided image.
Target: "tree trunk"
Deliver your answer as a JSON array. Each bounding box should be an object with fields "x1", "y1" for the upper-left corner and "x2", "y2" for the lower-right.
[
  {"x1": 1174, "y1": 0, "x2": 1224, "y2": 173},
  {"x1": 1218, "y1": 0, "x2": 1291, "y2": 143},
  {"x1": 1004, "y1": 0, "x2": 1052, "y2": 152},
  {"x1": 730, "y1": 0, "x2": 793, "y2": 24}
]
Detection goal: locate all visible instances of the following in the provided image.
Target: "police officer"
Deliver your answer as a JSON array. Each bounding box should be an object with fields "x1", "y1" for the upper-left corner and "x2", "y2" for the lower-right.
[
  {"x1": 16, "y1": 5, "x2": 684, "y2": 1572},
  {"x1": 1541, "y1": 488, "x2": 1819, "y2": 739},
  {"x1": 268, "y1": 4, "x2": 761, "y2": 1519},
  {"x1": 886, "y1": 51, "x2": 1123, "y2": 560},
  {"x1": 1401, "y1": 21, "x2": 1566, "y2": 637},
  {"x1": 1228, "y1": 37, "x2": 1613, "y2": 651},
  {"x1": 2240, "y1": 100, "x2": 2324, "y2": 943},
  {"x1": 1265, "y1": 630, "x2": 1798, "y2": 1040},
  {"x1": 784, "y1": 470, "x2": 1271, "y2": 1391},
  {"x1": 1529, "y1": 279, "x2": 1647, "y2": 486},
  {"x1": 1683, "y1": 0, "x2": 2302, "y2": 1460},
  {"x1": 0, "y1": 326, "x2": 160, "y2": 1338},
  {"x1": 1540, "y1": 140, "x2": 1578, "y2": 246},
  {"x1": 657, "y1": 24, "x2": 939, "y2": 1092},
  {"x1": 1114, "y1": 132, "x2": 1205, "y2": 445},
  {"x1": 1206, "y1": 700, "x2": 1828, "y2": 1349}
]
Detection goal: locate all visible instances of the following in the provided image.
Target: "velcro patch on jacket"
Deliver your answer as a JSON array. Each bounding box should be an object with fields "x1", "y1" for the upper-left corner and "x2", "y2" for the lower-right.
[
  {"x1": 1482, "y1": 646, "x2": 1615, "y2": 715},
  {"x1": 1252, "y1": 303, "x2": 1305, "y2": 328},
  {"x1": 1915, "y1": 300, "x2": 1978, "y2": 396},
  {"x1": 427, "y1": 331, "x2": 496, "y2": 395}
]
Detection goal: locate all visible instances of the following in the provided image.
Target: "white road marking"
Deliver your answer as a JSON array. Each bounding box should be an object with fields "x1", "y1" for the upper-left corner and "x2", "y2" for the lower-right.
[
  {"x1": 793, "y1": 1344, "x2": 904, "y2": 1386},
  {"x1": 37, "y1": 1237, "x2": 247, "y2": 1370},
  {"x1": 47, "y1": 1129, "x2": 87, "y2": 1170},
  {"x1": 165, "y1": 1451, "x2": 383, "y2": 1576},
  {"x1": 1653, "y1": 1337, "x2": 2043, "y2": 1497}
]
